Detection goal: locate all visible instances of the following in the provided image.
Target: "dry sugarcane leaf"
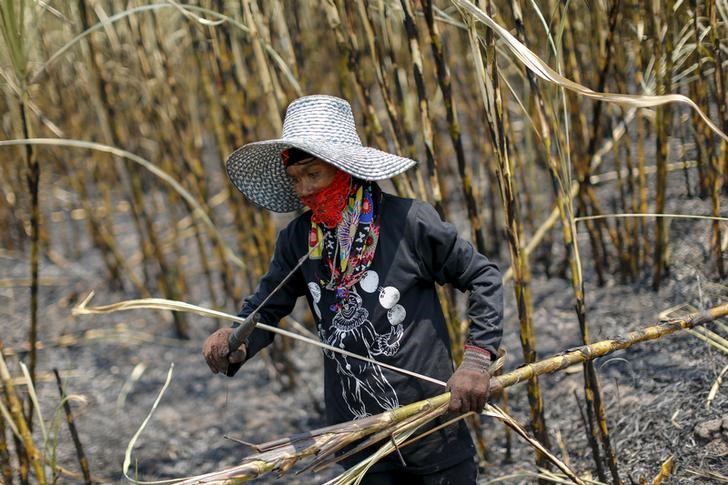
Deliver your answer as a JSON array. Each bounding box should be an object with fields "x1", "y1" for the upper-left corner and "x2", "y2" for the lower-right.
[
  {"x1": 452, "y1": 0, "x2": 728, "y2": 144},
  {"x1": 707, "y1": 365, "x2": 728, "y2": 410},
  {"x1": 652, "y1": 455, "x2": 674, "y2": 484},
  {"x1": 72, "y1": 292, "x2": 448, "y2": 387},
  {"x1": 306, "y1": 399, "x2": 449, "y2": 473},
  {"x1": 123, "y1": 364, "x2": 176, "y2": 485},
  {"x1": 486, "y1": 403, "x2": 584, "y2": 485},
  {"x1": 172, "y1": 394, "x2": 450, "y2": 484}
]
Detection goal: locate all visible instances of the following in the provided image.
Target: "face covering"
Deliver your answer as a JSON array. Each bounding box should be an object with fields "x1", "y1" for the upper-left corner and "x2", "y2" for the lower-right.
[{"x1": 301, "y1": 169, "x2": 352, "y2": 228}]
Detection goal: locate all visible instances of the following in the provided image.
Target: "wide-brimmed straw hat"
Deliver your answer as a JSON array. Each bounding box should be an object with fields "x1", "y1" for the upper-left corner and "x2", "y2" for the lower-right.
[{"x1": 225, "y1": 95, "x2": 417, "y2": 212}]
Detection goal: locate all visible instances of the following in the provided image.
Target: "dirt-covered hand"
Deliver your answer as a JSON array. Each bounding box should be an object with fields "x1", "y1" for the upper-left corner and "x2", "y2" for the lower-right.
[
  {"x1": 447, "y1": 367, "x2": 491, "y2": 414},
  {"x1": 202, "y1": 327, "x2": 246, "y2": 375}
]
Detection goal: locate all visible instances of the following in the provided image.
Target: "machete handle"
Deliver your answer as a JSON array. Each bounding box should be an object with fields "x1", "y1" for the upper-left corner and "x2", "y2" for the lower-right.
[
  {"x1": 223, "y1": 252, "x2": 310, "y2": 377},
  {"x1": 228, "y1": 313, "x2": 257, "y2": 355},
  {"x1": 224, "y1": 314, "x2": 257, "y2": 377}
]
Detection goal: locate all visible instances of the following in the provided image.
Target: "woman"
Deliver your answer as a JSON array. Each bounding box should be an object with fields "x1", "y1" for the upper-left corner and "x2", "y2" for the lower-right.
[{"x1": 203, "y1": 94, "x2": 503, "y2": 483}]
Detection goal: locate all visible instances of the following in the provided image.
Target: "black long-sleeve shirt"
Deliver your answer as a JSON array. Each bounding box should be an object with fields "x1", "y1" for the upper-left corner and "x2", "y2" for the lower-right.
[{"x1": 236, "y1": 192, "x2": 503, "y2": 473}]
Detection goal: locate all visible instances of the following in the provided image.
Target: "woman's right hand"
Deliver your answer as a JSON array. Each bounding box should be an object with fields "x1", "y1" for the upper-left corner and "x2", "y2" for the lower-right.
[{"x1": 202, "y1": 327, "x2": 246, "y2": 374}]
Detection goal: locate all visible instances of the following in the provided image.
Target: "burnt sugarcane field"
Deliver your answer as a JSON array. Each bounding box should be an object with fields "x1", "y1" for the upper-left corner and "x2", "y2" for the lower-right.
[{"x1": 1, "y1": 0, "x2": 727, "y2": 483}]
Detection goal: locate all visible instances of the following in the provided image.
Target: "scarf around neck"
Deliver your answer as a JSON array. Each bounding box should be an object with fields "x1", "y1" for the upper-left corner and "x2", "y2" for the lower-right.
[{"x1": 307, "y1": 180, "x2": 381, "y2": 313}]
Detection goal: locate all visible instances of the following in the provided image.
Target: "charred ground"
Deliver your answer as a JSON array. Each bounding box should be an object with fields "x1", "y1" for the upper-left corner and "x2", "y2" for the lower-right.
[{"x1": 1, "y1": 171, "x2": 726, "y2": 484}]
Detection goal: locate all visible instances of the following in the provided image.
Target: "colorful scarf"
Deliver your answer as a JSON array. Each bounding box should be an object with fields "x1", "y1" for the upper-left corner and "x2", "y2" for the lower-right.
[{"x1": 308, "y1": 180, "x2": 381, "y2": 313}]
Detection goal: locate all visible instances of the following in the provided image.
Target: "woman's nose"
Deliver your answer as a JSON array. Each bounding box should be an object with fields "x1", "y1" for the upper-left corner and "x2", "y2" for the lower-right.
[{"x1": 298, "y1": 181, "x2": 314, "y2": 198}]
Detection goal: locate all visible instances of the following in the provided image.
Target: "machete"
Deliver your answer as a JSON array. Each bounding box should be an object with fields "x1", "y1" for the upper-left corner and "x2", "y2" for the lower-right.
[{"x1": 225, "y1": 251, "x2": 311, "y2": 375}]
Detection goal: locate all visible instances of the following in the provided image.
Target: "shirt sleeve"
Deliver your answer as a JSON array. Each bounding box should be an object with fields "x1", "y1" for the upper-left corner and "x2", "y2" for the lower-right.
[
  {"x1": 411, "y1": 202, "x2": 503, "y2": 358},
  {"x1": 231, "y1": 223, "x2": 306, "y2": 371}
]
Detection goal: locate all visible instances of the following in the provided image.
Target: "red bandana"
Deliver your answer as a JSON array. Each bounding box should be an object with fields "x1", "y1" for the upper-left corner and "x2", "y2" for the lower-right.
[{"x1": 301, "y1": 170, "x2": 352, "y2": 228}]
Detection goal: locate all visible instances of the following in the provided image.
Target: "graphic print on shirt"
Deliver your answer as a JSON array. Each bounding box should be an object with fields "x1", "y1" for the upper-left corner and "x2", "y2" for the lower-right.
[{"x1": 310, "y1": 269, "x2": 405, "y2": 418}]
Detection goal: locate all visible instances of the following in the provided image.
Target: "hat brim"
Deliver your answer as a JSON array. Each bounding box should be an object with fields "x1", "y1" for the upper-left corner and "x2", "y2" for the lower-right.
[{"x1": 226, "y1": 139, "x2": 417, "y2": 213}]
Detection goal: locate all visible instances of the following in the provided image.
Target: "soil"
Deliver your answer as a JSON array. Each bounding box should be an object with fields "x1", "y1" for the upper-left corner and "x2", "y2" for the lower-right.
[{"x1": 1, "y1": 168, "x2": 727, "y2": 484}]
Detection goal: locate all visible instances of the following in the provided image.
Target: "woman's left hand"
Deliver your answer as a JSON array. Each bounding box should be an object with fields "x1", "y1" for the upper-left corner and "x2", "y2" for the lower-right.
[{"x1": 446, "y1": 367, "x2": 491, "y2": 414}]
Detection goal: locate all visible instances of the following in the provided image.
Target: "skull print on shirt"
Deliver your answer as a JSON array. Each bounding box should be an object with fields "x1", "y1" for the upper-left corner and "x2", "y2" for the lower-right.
[{"x1": 309, "y1": 270, "x2": 406, "y2": 418}]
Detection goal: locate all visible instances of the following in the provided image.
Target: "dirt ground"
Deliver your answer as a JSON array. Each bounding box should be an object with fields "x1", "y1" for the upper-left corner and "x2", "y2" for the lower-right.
[{"x1": 1, "y1": 170, "x2": 727, "y2": 484}]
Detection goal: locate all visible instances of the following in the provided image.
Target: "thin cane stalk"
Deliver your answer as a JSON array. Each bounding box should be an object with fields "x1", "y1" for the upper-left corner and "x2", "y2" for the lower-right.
[
  {"x1": 0, "y1": 345, "x2": 13, "y2": 485},
  {"x1": 508, "y1": 1, "x2": 615, "y2": 477},
  {"x1": 52, "y1": 369, "x2": 91, "y2": 484},
  {"x1": 707, "y1": 0, "x2": 727, "y2": 278},
  {"x1": 651, "y1": 0, "x2": 674, "y2": 290},
  {"x1": 423, "y1": 0, "x2": 488, "y2": 254},
  {"x1": 241, "y1": 0, "x2": 282, "y2": 135},
  {"x1": 466, "y1": 0, "x2": 551, "y2": 465},
  {"x1": 400, "y1": 0, "x2": 446, "y2": 216},
  {"x1": 0, "y1": 349, "x2": 45, "y2": 483}
]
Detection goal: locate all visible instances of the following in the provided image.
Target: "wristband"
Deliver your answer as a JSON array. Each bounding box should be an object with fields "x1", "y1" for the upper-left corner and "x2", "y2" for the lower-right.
[{"x1": 460, "y1": 345, "x2": 492, "y2": 374}]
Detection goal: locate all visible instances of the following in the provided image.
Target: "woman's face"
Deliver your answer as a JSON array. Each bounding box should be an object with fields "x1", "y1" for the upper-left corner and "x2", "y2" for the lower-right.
[{"x1": 285, "y1": 158, "x2": 339, "y2": 198}]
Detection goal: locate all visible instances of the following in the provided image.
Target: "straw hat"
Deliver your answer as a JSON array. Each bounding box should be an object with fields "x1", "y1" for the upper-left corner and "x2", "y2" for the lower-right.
[{"x1": 225, "y1": 95, "x2": 417, "y2": 213}]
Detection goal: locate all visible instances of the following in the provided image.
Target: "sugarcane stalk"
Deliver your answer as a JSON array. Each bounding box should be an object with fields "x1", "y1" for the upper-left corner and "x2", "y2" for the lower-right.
[
  {"x1": 254, "y1": 0, "x2": 290, "y2": 105},
  {"x1": 190, "y1": 24, "x2": 246, "y2": 300},
  {"x1": 241, "y1": 0, "x2": 281, "y2": 134},
  {"x1": 707, "y1": 0, "x2": 726, "y2": 279},
  {"x1": 76, "y1": 0, "x2": 155, "y2": 281},
  {"x1": 579, "y1": 9, "x2": 623, "y2": 471},
  {"x1": 651, "y1": 0, "x2": 674, "y2": 290},
  {"x1": 355, "y1": 0, "x2": 405, "y2": 153},
  {"x1": 174, "y1": 393, "x2": 450, "y2": 484},
  {"x1": 18, "y1": 96, "x2": 39, "y2": 435},
  {"x1": 689, "y1": 84, "x2": 710, "y2": 198},
  {"x1": 400, "y1": 0, "x2": 446, "y2": 217},
  {"x1": 70, "y1": 3, "x2": 187, "y2": 330},
  {"x1": 269, "y1": 0, "x2": 298, "y2": 79},
  {"x1": 629, "y1": 9, "x2": 649, "y2": 269},
  {"x1": 0, "y1": 391, "x2": 13, "y2": 484},
  {"x1": 508, "y1": 1, "x2": 614, "y2": 478},
  {"x1": 422, "y1": 0, "x2": 487, "y2": 254},
  {"x1": 201, "y1": 11, "x2": 265, "y2": 288},
  {"x1": 306, "y1": 397, "x2": 450, "y2": 473},
  {"x1": 558, "y1": 11, "x2": 607, "y2": 287},
  {"x1": 336, "y1": 0, "x2": 390, "y2": 150},
  {"x1": 339, "y1": 2, "x2": 416, "y2": 200},
  {"x1": 686, "y1": 0, "x2": 712, "y2": 198},
  {"x1": 560, "y1": 11, "x2": 590, "y2": 156},
  {"x1": 1, "y1": 0, "x2": 41, "y2": 435},
  {"x1": 356, "y1": 1, "x2": 419, "y2": 197},
  {"x1": 0, "y1": 349, "x2": 45, "y2": 483},
  {"x1": 611, "y1": 121, "x2": 631, "y2": 278},
  {"x1": 613, "y1": 70, "x2": 638, "y2": 279},
  {"x1": 127, "y1": 14, "x2": 193, "y2": 314},
  {"x1": 149, "y1": 10, "x2": 220, "y2": 306},
  {"x1": 468, "y1": 0, "x2": 551, "y2": 464},
  {"x1": 212, "y1": 7, "x2": 279, "y2": 279},
  {"x1": 166, "y1": 302, "x2": 728, "y2": 484},
  {"x1": 52, "y1": 369, "x2": 91, "y2": 484},
  {"x1": 366, "y1": 1, "x2": 421, "y2": 197},
  {"x1": 493, "y1": 303, "x2": 728, "y2": 392}
]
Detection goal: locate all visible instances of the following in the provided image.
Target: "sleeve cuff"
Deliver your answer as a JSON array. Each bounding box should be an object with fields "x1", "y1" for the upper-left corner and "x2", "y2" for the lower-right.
[{"x1": 460, "y1": 345, "x2": 492, "y2": 374}]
